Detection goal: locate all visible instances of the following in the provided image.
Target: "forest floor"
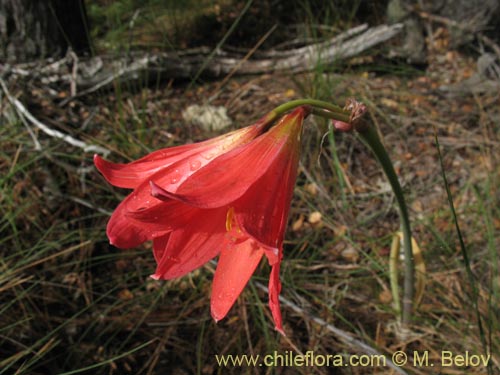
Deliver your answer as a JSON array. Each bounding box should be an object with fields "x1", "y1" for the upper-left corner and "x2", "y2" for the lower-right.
[{"x1": 1, "y1": 17, "x2": 499, "y2": 375}]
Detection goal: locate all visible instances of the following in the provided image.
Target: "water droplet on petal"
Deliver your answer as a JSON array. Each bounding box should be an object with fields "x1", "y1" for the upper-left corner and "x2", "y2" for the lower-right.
[
  {"x1": 202, "y1": 152, "x2": 214, "y2": 160},
  {"x1": 169, "y1": 170, "x2": 182, "y2": 184},
  {"x1": 189, "y1": 160, "x2": 201, "y2": 171},
  {"x1": 166, "y1": 256, "x2": 180, "y2": 263}
]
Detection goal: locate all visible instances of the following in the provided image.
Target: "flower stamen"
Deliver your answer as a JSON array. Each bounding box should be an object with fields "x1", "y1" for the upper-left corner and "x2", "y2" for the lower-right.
[{"x1": 225, "y1": 207, "x2": 235, "y2": 232}]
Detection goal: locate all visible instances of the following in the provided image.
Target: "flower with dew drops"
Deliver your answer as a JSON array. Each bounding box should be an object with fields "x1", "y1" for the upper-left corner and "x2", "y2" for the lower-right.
[{"x1": 95, "y1": 107, "x2": 309, "y2": 334}]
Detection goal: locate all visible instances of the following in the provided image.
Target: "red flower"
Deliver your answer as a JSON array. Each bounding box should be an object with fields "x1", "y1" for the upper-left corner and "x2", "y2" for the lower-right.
[{"x1": 95, "y1": 107, "x2": 308, "y2": 334}]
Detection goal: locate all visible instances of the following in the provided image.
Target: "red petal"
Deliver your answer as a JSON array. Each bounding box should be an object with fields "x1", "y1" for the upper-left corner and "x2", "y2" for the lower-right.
[
  {"x1": 234, "y1": 145, "x2": 299, "y2": 248},
  {"x1": 151, "y1": 208, "x2": 227, "y2": 279},
  {"x1": 94, "y1": 122, "x2": 266, "y2": 189},
  {"x1": 149, "y1": 181, "x2": 175, "y2": 201},
  {"x1": 233, "y1": 108, "x2": 303, "y2": 248},
  {"x1": 106, "y1": 197, "x2": 169, "y2": 248},
  {"x1": 268, "y1": 257, "x2": 284, "y2": 335},
  {"x1": 210, "y1": 238, "x2": 264, "y2": 322},
  {"x1": 106, "y1": 179, "x2": 170, "y2": 248},
  {"x1": 105, "y1": 153, "x2": 225, "y2": 249},
  {"x1": 159, "y1": 108, "x2": 306, "y2": 209},
  {"x1": 151, "y1": 233, "x2": 170, "y2": 264},
  {"x1": 94, "y1": 146, "x2": 196, "y2": 189},
  {"x1": 126, "y1": 197, "x2": 198, "y2": 232},
  {"x1": 332, "y1": 120, "x2": 352, "y2": 132}
]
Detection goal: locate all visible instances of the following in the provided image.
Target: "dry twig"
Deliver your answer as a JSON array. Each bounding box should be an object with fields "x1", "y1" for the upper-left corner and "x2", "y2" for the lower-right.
[
  {"x1": 0, "y1": 78, "x2": 109, "y2": 156},
  {"x1": 254, "y1": 281, "x2": 409, "y2": 375}
]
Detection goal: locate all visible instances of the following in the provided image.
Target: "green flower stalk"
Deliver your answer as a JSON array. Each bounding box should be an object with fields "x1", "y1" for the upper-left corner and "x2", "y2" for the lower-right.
[{"x1": 355, "y1": 117, "x2": 414, "y2": 327}]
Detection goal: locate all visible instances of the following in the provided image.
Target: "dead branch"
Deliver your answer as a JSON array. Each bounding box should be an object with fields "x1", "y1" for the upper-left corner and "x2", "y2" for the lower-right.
[
  {"x1": 0, "y1": 78, "x2": 110, "y2": 155},
  {"x1": 415, "y1": 9, "x2": 500, "y2": 61},
  {"x1": 254, "y1": 281, "x2": 409, "y2": 375},
  {"x1": 3, "y1": 23, "x2": 402, "y2": 104}
]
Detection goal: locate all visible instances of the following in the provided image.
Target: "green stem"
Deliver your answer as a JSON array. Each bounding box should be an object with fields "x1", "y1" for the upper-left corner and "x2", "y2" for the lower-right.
[
  {"x1": 328, "y1": 128, "x2": 348, "y2": 209},
  {"x1": 269, "y1": 99, "x2": 351, "y2": 123},
  {"x1": 356, "y1": 124, "x2": 414, "y2": 326}
]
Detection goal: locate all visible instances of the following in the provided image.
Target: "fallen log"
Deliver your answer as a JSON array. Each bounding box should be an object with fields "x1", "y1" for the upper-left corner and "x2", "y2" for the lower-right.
[{"x1": 2, "y1": 23, "x2": 402, "y2": 102}]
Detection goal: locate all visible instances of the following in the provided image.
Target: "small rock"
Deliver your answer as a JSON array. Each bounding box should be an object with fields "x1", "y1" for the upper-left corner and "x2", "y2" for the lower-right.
[
  {"x1": 340, "y1": 247, "x2": 359, "y2": 263},
  {"x1": 308, "y1": 211, "x2": 322, "y2": 225},
  {"x1": 182, "y1": 104, "x2": 232, "y2": 131},
  {"x1": 305, "y1": 183, "x2": 318, "y2": 195},
  {"x1": 379, "y1": 289, "x2": 393, "y2": 304}
]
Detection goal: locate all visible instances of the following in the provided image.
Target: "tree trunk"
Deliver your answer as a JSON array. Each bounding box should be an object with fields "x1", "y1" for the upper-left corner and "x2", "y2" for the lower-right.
[
  {"x1": 0, "y1": 0, "x2": 90, "y2": 63},
  {"x1": 386, "y1": 0, "x2": 499, "y2": 63}
]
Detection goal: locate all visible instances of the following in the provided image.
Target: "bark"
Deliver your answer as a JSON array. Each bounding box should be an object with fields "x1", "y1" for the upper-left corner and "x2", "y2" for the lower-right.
[
  {"x1": 386, "y1": 0, "x2": 499, "y2": 62},
  {"x1": 0, "y1": 0, "x2": 90, "y2": 63}
]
